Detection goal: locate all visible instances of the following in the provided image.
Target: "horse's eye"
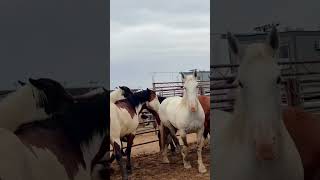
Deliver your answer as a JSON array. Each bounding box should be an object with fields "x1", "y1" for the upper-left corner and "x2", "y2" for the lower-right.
[
  {"x1": 238, "y1": 81, "x2": 244, "y2": 88},
  {"x1": 276, "y1": 76, "x2": 282, "y2": 84}
]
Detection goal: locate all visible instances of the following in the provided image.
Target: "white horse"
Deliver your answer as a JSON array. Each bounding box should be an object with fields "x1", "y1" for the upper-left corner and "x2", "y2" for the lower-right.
[
  {"x1": 110, "y1": 88, "x2": 160, "y2": 179},
  {"x1": 212, "y1": 27, "x2": 303, "y2": 180},
  {"x1": 0, "y1": 78, "x2": 74, "y2": 132},
  {"x1": 159, "y1": 71, "x2": 206, "y2": 173}
]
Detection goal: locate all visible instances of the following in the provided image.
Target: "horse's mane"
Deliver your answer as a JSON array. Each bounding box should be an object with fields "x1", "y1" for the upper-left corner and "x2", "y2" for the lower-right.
[
  {"x1": 16, "y1": 92, "x2": 109, "y2": 146},
  {"x1": 61, "y1": 92, "x2": 109, "y2": 145},
  {"x1": 117, "y1": 90, "x2": 150, "y2": 108},
  {"x1": 158, "y1": 96, "x2": 166, "y2": 103}
]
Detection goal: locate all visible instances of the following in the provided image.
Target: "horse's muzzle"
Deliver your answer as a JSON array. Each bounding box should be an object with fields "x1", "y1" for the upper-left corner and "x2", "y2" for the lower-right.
[{"x1": 191, "y1": 106, "x2": 196, "y2": 112}]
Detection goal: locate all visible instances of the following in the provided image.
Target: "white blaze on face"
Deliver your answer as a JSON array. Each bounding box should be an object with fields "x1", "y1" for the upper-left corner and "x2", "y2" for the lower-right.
[
  {"x1": 183, "y1": 75, "x2": 198, "y2": 112},
  {"x1": 228, "y1": 27, "x2": 281, "y2": 160},
  {"x1": 239, "y1": 45, "x2": 282, "y2": 160}
]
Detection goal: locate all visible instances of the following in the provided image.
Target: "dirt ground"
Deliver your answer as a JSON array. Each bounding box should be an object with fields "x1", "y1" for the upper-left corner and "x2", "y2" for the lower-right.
[{"x1": 110, "y1": 131, "x2": 210, "y2": 180}]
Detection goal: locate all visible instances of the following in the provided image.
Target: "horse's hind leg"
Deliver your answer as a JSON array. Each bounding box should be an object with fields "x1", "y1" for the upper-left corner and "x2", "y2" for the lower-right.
[
  {"x1": 125, "y1": 134, "x2": 135, "y2": 174},
  {"x1": 179, "y1": 130, "x2": 192, "y2": 169},
  {"x1": 168, "y1": 135, "x2": 176, "y2": 153},
  {"x1": 113, "y1": 141, "x2": 128, "y2": 180},
  {"x1": 196, "y1": 128, "x2": 207, "y2": 173},
  {"x1": 161, "y1": 128, "x2": 171, "y2": 163}
]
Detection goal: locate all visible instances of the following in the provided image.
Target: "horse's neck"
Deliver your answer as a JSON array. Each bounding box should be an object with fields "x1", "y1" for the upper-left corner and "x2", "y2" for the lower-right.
[
  {"x1": 80, "y1": 133, "x2": 105, "y2": 168},
  {"x1": 181, "y1": 93, "x2": 200, "y2": 107},
  {"x1": 0, "y1": 86, "x2": 44, "y2": 131}
]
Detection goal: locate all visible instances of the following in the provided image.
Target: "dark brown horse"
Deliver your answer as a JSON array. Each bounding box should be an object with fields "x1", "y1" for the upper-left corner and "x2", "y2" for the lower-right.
[{"x1": 283, "y1": 107, "x2": 320, "y2": 180}]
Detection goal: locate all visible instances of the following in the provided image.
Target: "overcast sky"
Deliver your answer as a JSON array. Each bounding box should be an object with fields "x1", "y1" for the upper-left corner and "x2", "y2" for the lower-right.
[
  {"x1": 212, "y1": 0, "x2": 320, "y2": 64},
  {"x1": 0, "y1": 0, "x2": 107, "y2": 90},
  {"x1": 110, "y1": 0, "x2": 210, "y2": 89}
]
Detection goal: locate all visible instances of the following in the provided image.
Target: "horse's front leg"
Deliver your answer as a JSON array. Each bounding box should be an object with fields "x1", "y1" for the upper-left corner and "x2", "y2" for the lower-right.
[
  {"x1": 179, "y1": 130, "x2": 192, "y2": 169},
  {"x1": 166, "y1": 123, "x2": 181, "y2": 153},
  {"x1": 197, "y1": 127, "x2": 207, "y2": 173},
  {"x1": 125, "y1": 134, "x2": 135, "y2": 174},
  {"x1": 113, "y1": 140, "x2": 128, "y2": 180}
]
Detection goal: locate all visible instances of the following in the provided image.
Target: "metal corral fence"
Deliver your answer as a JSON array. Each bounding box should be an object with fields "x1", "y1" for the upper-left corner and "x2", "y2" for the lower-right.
[
  {"x1": 152, "y1": 80, "x2": 210, "y2": 97},
  {"x1": 210, "y1": 60, "x2": 320, "y2": 114}
]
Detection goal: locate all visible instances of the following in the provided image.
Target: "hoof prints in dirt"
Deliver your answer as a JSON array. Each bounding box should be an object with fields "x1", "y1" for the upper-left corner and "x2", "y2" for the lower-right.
[{"x1": 111, "y1": 144, "x2": 210, "y2": 180}]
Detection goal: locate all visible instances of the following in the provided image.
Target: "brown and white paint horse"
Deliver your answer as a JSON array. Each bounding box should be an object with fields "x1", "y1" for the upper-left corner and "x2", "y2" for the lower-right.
[
  {"x1": 110, "y1": 88, "x2": 160, "y2": 180},
  {"x1": 0, "y1": 79, "x2": 115, "y2": 180}
]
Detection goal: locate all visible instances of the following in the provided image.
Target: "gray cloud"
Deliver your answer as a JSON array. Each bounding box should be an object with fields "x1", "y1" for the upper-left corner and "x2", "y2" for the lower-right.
[
  {"x1": 212, "y1": 0, "x2": 320, "y2": 33},
  {"x1": 0, "y1": 0, "x2": 107, "y2": 89},
  {"x1": 111, "y1": 0, "x2": 210, "y2": 89}
]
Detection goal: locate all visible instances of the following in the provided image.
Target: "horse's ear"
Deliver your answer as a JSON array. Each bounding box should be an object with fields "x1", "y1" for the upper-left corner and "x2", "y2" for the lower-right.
[
  {"x1": 227, "y1": 32, "x2": 240, "y2": 56},
  {"x1": 29, "y1": 78, "x2": 38, "y2": 86},
  {"x1": 266, "y1": 26, "x2": 279, "y2": 51},
  {"x1": 193, "y1": 70, "x2": 197, "y2": 78},
  {"x1": 180, "y1": 72, "x2": 185, "y2": 79},
  {"x1": 18, "y1": 80, "x2": 26, "y2": 86},
  {"x1": 29, "y1": 78, "x2": 45, "y2": 89}
]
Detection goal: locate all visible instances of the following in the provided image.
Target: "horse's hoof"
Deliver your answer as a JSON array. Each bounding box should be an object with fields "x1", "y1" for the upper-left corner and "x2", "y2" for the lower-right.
[
  {"x1": 174, "y1": 148, "x2": 180, "y2": 154},
  {"x1": 198, "y1": 165, "x2": 207, "y2": 173},
  {"x1": 162, "y1": 157, "x2": 170, "y2": 164},
  {"x1": 184, "y1": 162, "x2": 192, "y2": 169}
]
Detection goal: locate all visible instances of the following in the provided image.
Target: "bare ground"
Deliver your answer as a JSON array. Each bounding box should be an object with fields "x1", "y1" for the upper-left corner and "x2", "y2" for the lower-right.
[{"x1": 110, "y1": 131, "x2": 210, "y2": 180}]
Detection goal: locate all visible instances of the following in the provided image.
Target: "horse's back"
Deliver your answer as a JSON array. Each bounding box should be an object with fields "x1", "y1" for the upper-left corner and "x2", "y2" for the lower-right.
[{"x1": 159, "y1": 97, "x2": 182, "y2": 118}]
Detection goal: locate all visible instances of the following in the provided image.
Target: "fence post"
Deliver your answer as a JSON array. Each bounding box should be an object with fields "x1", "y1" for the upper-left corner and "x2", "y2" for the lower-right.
[{"x1": 285, "y1": 78, "x2": 301, "y2": 107}]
